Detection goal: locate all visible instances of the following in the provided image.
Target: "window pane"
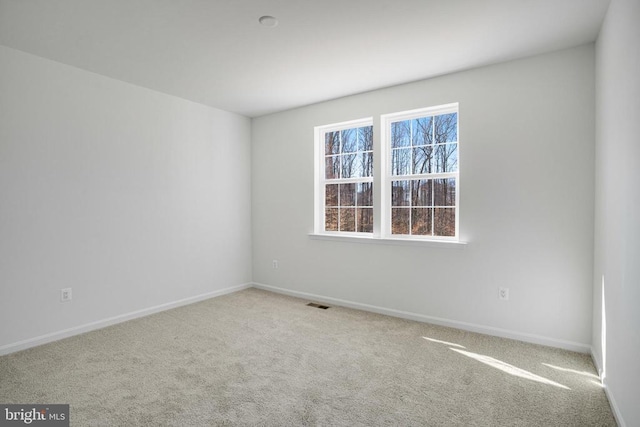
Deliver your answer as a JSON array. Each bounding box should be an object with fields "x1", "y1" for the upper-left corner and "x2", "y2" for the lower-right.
[
  {"x1": 357, "y1": 208, "x2": 373, "y2": 233},
  {"x1": 359, "y1": 152, "x2": 373, "y2": 177},
  {"x1": 434, "y1": 143, "x2": 458, "y2": 173},
  {"x1": 392, "y1": 148, "x2": 411, "y2": 176},
  {"x1": 411, "y1": 208, "x2": 433, "y2": 235},
  {"x1": 434, "y1": 207, "x2": 455, "y2": 236},
  {"x1": 357, "y1": 182, "x2": 373, "y2": 206},
  {"x1": 413, "y1": 146, "x2": 433, "y2": 174},
  {"x1": 340, "y1": 153, "x2": 357, "y2": 178},
  {"x1": 340, "y1": 208, "x2": 356, "y2": 231},
  {"x1": 358, "y1": 126, "x2": 373, "y2": 151},
  {"x1": 392, "y1": 180, "x2": 410, "y2": 206},
  {"x1": 434, "y1": 178, "x2": 456, "y2": 207},
  {"x1": 411, "y1": 179, "x2": 432, "y2": 207},
  {"x1": 325, "y1": 184, "x2": 338, "y2": 207},
  {"x1": 434, "y1": 113, "x2": 457, "y2": 143},
  {"x1": 339, "y1": 183, "x2": 356, "y2": 206},
  {"x1": 412, "y1": 116, "x2": 433, "y2": 146},
  {"x1": 325, "y1": 155, "x2": 339, "y2": 179},
  {"x1": 391, "y1": 120, "x2": 411, "y2": 148},
  {"x1": 325, "y1": 208, "x2": 338, "y2": 231},
  {"x1": 319, "y1": 121, "x2": 376, "y2": 236},
  {"x1": 392, "y1": 208, "x2": 410, "y2": 234},
  {"x1": 341, "y1": 128, "x2": 357, "y2": 153},
  {"x1": 325, "y1": 131, "x2": 339, "y2": 155}
]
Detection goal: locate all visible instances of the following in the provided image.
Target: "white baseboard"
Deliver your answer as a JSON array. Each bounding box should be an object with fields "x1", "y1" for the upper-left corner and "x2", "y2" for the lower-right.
[
  {"x1": 590, "y1": 346, "x2": 627, "y2": 427},
  {"x1": 603, "y1": 384, "x2": 626, "y2": 427},
  {"x1": 590, "y1": 346, "x2": 603, "y2": 376},
  {"x1": 252, "y1": 282, "x2": 591, "y2": 354},
  {"x1": 0, "y1": 282, "x2": 252, "y2": 356},
  {"x1": 0, "y1": 281, "x2": 592, "y2": 356}
]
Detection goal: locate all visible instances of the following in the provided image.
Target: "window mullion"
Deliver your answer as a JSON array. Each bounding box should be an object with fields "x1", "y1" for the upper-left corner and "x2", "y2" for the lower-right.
[{"x1": 374, "y1": 118, "x2": 384, "y2": 237}]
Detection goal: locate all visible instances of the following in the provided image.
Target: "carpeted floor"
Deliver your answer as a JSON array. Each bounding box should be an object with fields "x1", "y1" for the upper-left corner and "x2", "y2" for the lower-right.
[{"x1": 0, "y1": 288, "x2": 616, "y2": 426}]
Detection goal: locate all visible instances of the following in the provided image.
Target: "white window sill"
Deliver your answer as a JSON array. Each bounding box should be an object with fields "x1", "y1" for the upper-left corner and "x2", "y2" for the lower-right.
[{"x1": 308, "y1": 233, "x2": 468, "y2": 249}]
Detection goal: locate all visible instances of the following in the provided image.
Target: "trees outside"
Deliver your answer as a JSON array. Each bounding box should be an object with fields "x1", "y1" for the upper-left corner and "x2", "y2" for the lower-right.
[
  {"x1": 324, "y1": 126, "x2": 373, "y2": 232},
  {"x1": 390, "y1": 113, "x2": 457, "y2": 237}
]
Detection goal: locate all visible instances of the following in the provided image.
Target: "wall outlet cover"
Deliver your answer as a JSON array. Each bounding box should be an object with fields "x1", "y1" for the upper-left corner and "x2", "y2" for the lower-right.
[{"x1": 60, "y1": 288, "x2": 72, "y2": 302}]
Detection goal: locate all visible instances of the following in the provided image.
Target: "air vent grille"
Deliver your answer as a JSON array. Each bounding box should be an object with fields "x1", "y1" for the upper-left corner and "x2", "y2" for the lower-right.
[{"x1": 306, "y1": 302, "x2": 330, "y2": 309}]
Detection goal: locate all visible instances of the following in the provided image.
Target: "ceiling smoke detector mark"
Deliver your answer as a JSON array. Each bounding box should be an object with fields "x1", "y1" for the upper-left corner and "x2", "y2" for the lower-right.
[
  {"x1": 259, "y1": 16, "x2": 278, "y2": 28},
  {"x1": 307, "y1": 302, "x2": 330, "y2": 310}
]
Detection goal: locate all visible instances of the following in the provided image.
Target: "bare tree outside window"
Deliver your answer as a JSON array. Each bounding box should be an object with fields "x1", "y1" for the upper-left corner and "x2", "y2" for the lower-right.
[
  {"x1": 389, "y1": 109, "x2": 458, "y2": 237},
  {"x1": 323, "y1": 124, "x2": 373, "y2": 233}
]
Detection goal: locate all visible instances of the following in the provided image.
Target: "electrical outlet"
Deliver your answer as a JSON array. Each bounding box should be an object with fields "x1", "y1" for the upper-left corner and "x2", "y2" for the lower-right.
[
  {"x1": 499, "y1": 287, "x2": 509, "y2": 301},
  {"x1": 60, "y1": 288, "x2": 72, "y2": 302},
  {"x1": 272, "y1": 260, "x2": 279, "y2": 269}
]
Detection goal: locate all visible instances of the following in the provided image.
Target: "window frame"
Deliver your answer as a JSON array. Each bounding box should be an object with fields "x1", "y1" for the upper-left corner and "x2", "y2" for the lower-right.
[
  {"x1": 313, "y1": 103, "x2": 461, "y2": 244},
  {"x1": 314, "y1": 117, "x2": 374, "y2": 236},
  {"x1": 381, "y1": 103, "x2": 460, "y2": 241}
]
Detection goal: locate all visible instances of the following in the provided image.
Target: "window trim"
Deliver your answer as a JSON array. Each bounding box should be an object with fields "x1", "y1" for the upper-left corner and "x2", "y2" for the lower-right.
[{"x1": 308, "y1": 232, "x2": 467, "y2": 248}]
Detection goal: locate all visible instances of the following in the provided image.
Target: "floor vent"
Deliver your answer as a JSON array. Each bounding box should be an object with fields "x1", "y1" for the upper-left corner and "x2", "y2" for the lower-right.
[{"x1": 307, "y1": 302, "x2": 330, "y2": 309}]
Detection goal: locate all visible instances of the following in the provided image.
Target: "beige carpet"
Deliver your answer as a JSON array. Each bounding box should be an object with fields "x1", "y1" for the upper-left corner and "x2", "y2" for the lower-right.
[{"x1": 0, "y1": 288, "x2": 615, "y2": 426}]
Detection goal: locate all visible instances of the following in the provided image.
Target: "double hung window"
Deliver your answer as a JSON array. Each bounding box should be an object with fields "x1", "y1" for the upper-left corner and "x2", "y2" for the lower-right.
[
  {"x1": 384, "y1": 104, "x2": 458, "y2": 238},
  {"x1": 315, "y1": 103, "x2": 459, "y2": 242},
  {"x1": 320, "y1": 119, "x2": 374, "y2": 233}
]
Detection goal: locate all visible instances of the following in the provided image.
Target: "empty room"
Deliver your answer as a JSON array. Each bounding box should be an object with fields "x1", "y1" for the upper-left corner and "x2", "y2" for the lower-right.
[{"x1": 0, "y1": 0, "x2": 638, "y2": 425}]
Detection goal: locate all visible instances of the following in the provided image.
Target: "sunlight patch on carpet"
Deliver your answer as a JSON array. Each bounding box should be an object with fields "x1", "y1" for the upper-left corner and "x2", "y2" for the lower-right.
[
  {"x1": 422, "y1": 337, "x2": 466, "y2": 349},
  {"x1": 542, "y1": 363, "x2": 599, "y2": 379},
  {"x1": 450, "y1": 348, "x2": 570, "y2": 390}
]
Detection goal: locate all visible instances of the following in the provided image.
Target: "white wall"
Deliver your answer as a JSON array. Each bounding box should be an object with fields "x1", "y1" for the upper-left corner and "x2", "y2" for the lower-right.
[
  {"x1": 0, "y1": 45, "x2": 252, "y2": 352},
  {"x1": 593, "y1": 0, "x2": 640, "y2": 425},
  {"x1": 252, "y1": 45, "x2": 595, "y2": 351}
]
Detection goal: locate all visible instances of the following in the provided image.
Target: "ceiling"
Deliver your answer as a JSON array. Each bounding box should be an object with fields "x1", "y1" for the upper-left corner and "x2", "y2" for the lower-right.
[{"x1": 0, "y1": 0, "x2": 610, "y2": 117}]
